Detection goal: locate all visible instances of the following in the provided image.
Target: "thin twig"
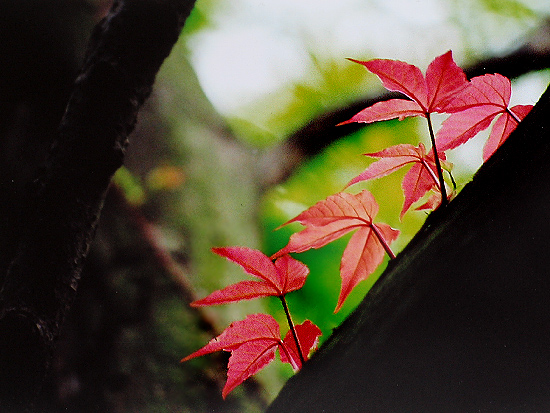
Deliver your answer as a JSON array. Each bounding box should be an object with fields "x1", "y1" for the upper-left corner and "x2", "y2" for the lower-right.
[
  {"x1": 507, "y1": 107, "x2": 523, "y2": 124},
  {"x1": 426, "y1": 114, "x2": 448, "y2": 207},
  {"x1": 279, "y1": 295, "x2": 306, "y2": 366},
  {"x1": 371, "y1": 224, "x2": 396, "y2": 260}
]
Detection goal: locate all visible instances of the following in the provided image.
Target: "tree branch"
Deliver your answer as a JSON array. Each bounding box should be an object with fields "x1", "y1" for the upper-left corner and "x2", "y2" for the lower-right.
[{"x1": 0, "y1": 0, "x2": 196, "y2": 408}]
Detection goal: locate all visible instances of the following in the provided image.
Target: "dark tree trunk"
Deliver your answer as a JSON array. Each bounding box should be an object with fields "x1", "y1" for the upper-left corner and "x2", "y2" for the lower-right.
[
  {"x1": 268, "y1": 84, "x2": 550, "y2": 411},
  {"x1": 0, "y1": 1, "x2": 195, "y2": 410}
]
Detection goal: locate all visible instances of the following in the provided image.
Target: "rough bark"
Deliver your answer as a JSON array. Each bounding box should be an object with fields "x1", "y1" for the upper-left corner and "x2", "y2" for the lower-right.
[
  {"x1": 268, "y1": 84, "x2": 550, "y2": 411},
  {"x1": 0, "y1": 0, "x2": 195, "y2": 409}
]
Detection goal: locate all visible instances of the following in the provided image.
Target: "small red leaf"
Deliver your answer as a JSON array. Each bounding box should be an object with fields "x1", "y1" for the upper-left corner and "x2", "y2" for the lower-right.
[
  {"x1": 346, "y1": 143, "x2": 443, "y2": 218},
  {"x1": 415, "y1": 191, "x2": 444, "y2": 212},
  {"x1": 436, "y1": 106, "x2": 498, "y2": 151},
  {"x1": 181, "y1": 313, "x2": 284, "y2": 398},
  {"x1": 191, "y1": 248, "x2": 309, "y2": 306},
  {"x1": 337, "y1": 223, "x2": 398, "y2": 312},
  {"x1": 353, "y1": 57, "x2": 428, "y2": 109},
  {"x1": 346, "y1": 144, "x2": 425, "y2": 187},
  {"x1": 510, "y1": 105, "x2": 533, "y2": 119},
  {"x1": 436, "y1": 74, "x2": 531, "y2": 156},
  {"x1": 274, "y1": 254, "x2": 310, "y2": 295},
  {"x1": 401, "y1": 150, "x2": 442, "y2": 218},
  {"x1": 182, "y1": 314, "x2": 321, "y2": 398},
  {"x1": 280, "y1": 320, "x2": 322, "y2": 370},
  {"x1": 190, "y1": 280, "x2": 280, "y2": 307},
  {"x1": 425, "y1": 50, "x2": 468, "y2": 111},
  {"x1": 224, "y1": 340, "x2": 276, "y2": 398},
  {"x1": 442, "y1": 73, "x2": 511, "y2": 113},
  {"x1": 273, "y1": 190, "x2": 399, "y2": 311},
  {"x1": 338, "y1": 99, "x2": 424, "y2": 125},
  {"x1": 274, "y1": 191, "x2": 379, "y2": 255},
  {"x1": 212, "y1": 247, "x2": 280, "y2": 286},
  {"x1": 482, "y1": 104, "x2": 533, "y2": 161}
]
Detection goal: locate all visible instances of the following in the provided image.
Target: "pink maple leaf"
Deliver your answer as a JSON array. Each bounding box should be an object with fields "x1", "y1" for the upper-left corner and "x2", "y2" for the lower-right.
[
  {"x1": 181, "y1": 314, "x2": 321, "y2": 398},
  {"x1": 346, "y1": 143, "x2": 445, "y2": 218},
  {"x1": 273, "y1": 190, "x2": 399, "y2": 312},
  {"x1": 280, "y1": 320, "x2": 322, "y2": 371},
  {"x1": 482, "y1": 104, "x2": 532, "y2": 161},
  {"x1": 181, "y1": 314, "x2": 283, "y2": 398},
  {"x1": 191, "y1": 247, "x2": 309, "y2": 306},
  {"x1": 339, "y1": 50, "x2": 468, "y2": 125},
  {"x1": 436, "y1": 73, "x2": 533, "y2": 160}
]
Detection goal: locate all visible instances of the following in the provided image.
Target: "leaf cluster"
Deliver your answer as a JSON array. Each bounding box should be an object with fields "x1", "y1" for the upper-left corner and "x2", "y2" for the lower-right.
[
  {"x1": 182, "y1": 247, "x2": 321, "y2": 398},
  {"x1": 181, "y1": 50, "x2": 532, "y2": 399}
]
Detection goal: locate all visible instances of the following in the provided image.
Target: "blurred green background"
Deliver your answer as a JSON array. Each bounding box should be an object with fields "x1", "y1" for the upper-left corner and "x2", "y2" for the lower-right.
[{"x1": 8, "y1": 0, "x2": 549, "y2": 411}]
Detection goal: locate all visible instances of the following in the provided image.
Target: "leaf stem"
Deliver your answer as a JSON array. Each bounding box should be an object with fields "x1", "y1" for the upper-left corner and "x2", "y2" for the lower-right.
[
  {"x1": 371, "y1": 224, "x2": 396, "y2": 260},
  {"x1": 448, "y1": 170, "x2": 457, "y2": 191},
  {"x1": 279, "y1": 295, "x2": 305, "y2": 366},
  {"x1": 420, "y1": 158, "x2": 441, "y2": 189},
  {"x1": 507, "y1": 107, "x2": 522, "y2": 124},
  {"x1": 426, "y1": 113, "x2": 448, "y2": 207}
]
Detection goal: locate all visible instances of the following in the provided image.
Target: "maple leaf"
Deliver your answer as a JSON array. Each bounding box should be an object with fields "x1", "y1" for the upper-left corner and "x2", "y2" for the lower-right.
[
  {"x1": 280, "y1": 320, "x2": 322, "y2": 371},
  {"x1": 482, "y1": 105, "x2": 532, "y2": 161},
  {"x1": 346, "y1": 143, "x2": 445, "y2": 218},
  {"x1": 191, "y1": 247, "x2": 309, "y2": 306},
  {"x1": 273, "y1": 190, "x2": 399, "y2": 312},
  {"x1": 436, "y1": 73, "x2": 534, "y2": 160},
  {"x1": 338, "y1": 50, "x2": 468, "y2": 126},
  {"x1": 181, "y1": 314, "x2": 321, "y2": 398},
  {"x1": 181, "y1": 314, "x2": 283, "y2": 398}
]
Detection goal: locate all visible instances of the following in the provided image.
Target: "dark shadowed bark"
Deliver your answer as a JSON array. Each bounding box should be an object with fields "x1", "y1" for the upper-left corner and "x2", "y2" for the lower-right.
[
  {"x1": 0, "y1": 0, "x2": 195, "y2": 409},
  {"x1": 268, "y1": 84, "x2": 550, "y2": 411}
]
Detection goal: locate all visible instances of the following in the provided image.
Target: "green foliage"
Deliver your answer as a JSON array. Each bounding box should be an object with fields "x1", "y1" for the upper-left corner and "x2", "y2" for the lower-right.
[
  {"x1": 479, "y1": 0, "x2": 537, "y2": 19},
  {"x1": 449, "y1": 0, "x2": 543, "y2": 57},
  {"x1": 180, "y1": 0, "x2": 215, "y2": 37},
  {"x1": 113, "y1": 167, "x2": 146, "y2": 206}
]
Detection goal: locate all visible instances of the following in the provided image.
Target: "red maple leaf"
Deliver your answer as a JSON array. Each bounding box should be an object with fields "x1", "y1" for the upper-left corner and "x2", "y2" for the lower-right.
[
  {"x1": 346, "y1": 143, "x2": 446, "y2": 218},
  {"x1": 482, "y1": 105, "x2": 532, "y2": 161},
  {"x1": 280, "y1": 320, "x2": 322, "y2": 371},
  {"x1": 273, "y1": 190, "x2": 399, "y2": 312},
  {"x1": 338, "y1": 50, "x2": 468, "y2": 125},
  {"x1": 436, "y1": 73, "x2": 533, "y2": 160},
  {"x1": 191, "y1": 247, "x2": 309, "y2": 307},
  {"x1": 181, "y1": 314, "x2": 321, "y2": 398}
]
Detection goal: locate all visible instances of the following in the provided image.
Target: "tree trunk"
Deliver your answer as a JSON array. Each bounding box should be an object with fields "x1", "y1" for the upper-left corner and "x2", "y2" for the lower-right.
[
  {"x1": 0, "y1": 1, "x2": 195, "y2": 409},
  {"x1": 268, "y1": 84, "x2": 550, "y2": 411}
]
